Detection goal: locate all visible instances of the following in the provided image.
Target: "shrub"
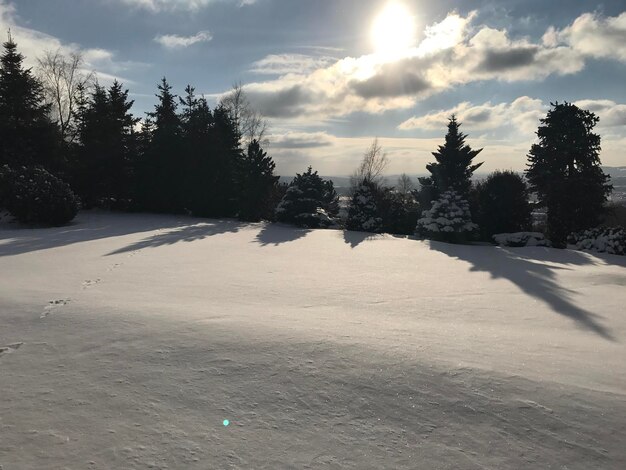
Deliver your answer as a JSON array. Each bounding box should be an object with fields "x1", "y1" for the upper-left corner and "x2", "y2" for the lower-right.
[
  {"x1": 346, "y1": 180, "x2": 382, "y2": 233},
  {"x1": 275, "y1": 167, "x2": 338, "y2": 228},
  {"x1": 474, "y1": 171, "x2": 532, "y2": 240},
  {"x1": 0, "y1": 165, "x2": 80, "y2": 226},
  {"x1": 493, "y1": 232, "x2": 551, "y2": 247},
  {"x1": 416, "y1": 189, "x2": 477, "y2": 243},
  {"x1": 567, "y1": 227, "x2": 626, "y2": 256}
]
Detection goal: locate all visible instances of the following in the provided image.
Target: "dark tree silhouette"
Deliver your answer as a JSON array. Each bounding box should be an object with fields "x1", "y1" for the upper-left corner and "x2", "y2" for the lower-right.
[
  {"x1": 137, "y1": 78, "x2": 184, "y2": 213},
  {"x1": 474, "y1": 171, "x2": 532, "y2": 240},
  {"x1": 236, "y1": 140, "x2": 280, "y2": 221},
  {"x1": 526, "y1": 102, "x2": 612, "y2": 246},
  {"x1": 419, "y1": 115, "x2": 483, "y2": 197},
  {"x1": 0, "y1": 35, "x2": 59, "y2": 170},
  {"x1": 72, "y1": 81, "x2": 138, "y2": 208}
]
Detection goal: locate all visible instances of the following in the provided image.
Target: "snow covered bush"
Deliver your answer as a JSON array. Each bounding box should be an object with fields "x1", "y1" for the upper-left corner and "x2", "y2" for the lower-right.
[
  {"x1": 567, "y1": 227, "x2": 626, "y2": 256},
  {"x1": 346, "y1": 180, "x2": 382, "y2": 233},
  {"x1": 493, "y1": 232, "x2": 551, "y2": 247},
  {"x1": 275, "y1": 167, "x2": 338, "y2": 228},
  {"x1": 416, "y1": 190, "x2": 477, "y2": 242},
  {"x1": 0, "y1": 165, "x2": 80, "y2": 226}
]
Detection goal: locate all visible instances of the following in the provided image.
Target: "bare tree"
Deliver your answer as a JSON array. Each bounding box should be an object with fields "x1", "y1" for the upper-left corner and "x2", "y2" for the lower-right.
[
  {"x1": 37, "y1": 49, "x2": 95, "y2": 143},
  {"x1": 351, "y1": 138, "x2": 389, "y2": 187},
  {"x1": 396, "y1": 173, "x2": 414, "y2": 196},
  {"x1": 220, "y1": 82, "x2": 269, "y2": 147}
]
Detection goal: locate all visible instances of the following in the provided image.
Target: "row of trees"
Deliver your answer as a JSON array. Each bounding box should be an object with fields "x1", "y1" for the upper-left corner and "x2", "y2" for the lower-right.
[
  {"x1": 0, "y1": 37, "x2": 282, "y2": 225},
  {"x1": 0, "y1": 36, "x2": 614, "y2": 249}
]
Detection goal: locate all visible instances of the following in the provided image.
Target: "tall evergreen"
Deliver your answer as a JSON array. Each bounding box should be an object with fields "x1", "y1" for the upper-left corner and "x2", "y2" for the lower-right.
[
  {"x1": 526, "y1": 102, "x2": 612, "y2": 246},
  {"x1": 137, "y1": 78, "x2": 184, "y2": 213},
  {"x1": 73, "y1": 81, "x2": 138, "y2": 207},
  {"x1": 419, "y1": 116, "x2": 483, "y2": 196},
  {"x1": 236, "y1": 140, "x2": 279, "y2": 221},
  {"x1": 0, "y1": 35, "x2": 59, "y2": 170}
]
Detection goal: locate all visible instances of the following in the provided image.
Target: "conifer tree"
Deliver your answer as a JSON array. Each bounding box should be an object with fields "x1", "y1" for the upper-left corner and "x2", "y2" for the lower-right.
[
  {"x1": 236, "y1": 140, "x2": 279, "y2": 221},
  {"x1": 0, "y1": 35, "x2": 59, "y2": 170},
  {"x1": 419, "y1": 116, "x2": 483, "y2": 196},
  {"x1": 526, "y1": 102, "x2": 612, "y2": 246},
  {"x1": 275, "y1": 167, "x2": 338, "y2": 228},
  {"x1": 137, "y1": 78, "x2": 184, "y2": 213},
  {"x1": 346, "y1": 179, "x2": 382, "y2": 233}
]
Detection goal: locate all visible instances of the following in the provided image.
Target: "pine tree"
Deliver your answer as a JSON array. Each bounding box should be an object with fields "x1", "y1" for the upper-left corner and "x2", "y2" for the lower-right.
[
  {"x1": 237, "y1": 140, "x2": 279, "y2": 221},
  {"x1": 72, "y1": 81, "x2": 138, "y2": 208},
  {"x1": 0, "y1": 35, "x2": 59, "y2": 170},
  {"x1": 275, "y1": 167, "x2": 338, "y2": 228},
  {"x1": 416, "y1": 190, "x2": 477, "y2": 243},
  {"x1": 346, "y1": 179, "x2": 382, "y2": 233},
  {"x1": 526, "y1": 102, "x2": 612, "y2": 246},
  {"x1": 419, "y1": 115, "x2": 483, "y2": 196},
  {"x1": 137, "y1": 78, "x2": 184, "y2": 213}
]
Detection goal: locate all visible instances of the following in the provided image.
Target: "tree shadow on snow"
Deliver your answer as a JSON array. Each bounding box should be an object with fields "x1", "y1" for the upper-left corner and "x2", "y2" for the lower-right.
[
  {"x1": 106, "y1": 219, "x2": 247, "y2": 255},
  {"x1": 428, "y1": 241, "x2": 617, "y2": 341},
  {"x1": 254, "y1": 223, "x2": 311, "y2": 246},
  {"x1": 0, "y1": 211, "x2": 191, "y2": 257}
]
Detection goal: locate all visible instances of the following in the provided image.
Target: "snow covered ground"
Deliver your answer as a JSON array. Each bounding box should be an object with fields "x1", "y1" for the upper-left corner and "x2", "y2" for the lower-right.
[{"x1": 1, "y1": 211, "x2": 625, "y2": 469}]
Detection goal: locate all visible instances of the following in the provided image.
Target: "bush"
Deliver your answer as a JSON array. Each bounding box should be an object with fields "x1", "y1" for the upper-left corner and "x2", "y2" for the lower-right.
[
  {"x1": 567, "y1": 227, "x2": 626, "y2": 256},
  {"x1": 474, "y1": 171, "x2": 532, "y2": 240},
  {"x1": 275, "y1": 167, "x2": 338, "y2": 228},
  {"x1": 0, "y1": 165, "x2": 80, "y2": 226},
  {"x1": 346, "y1": 180, "x2": 382, "y2": 233},
  {"x1": 416, "y1": 190, "x2": 477, "y2": 243},
  {"x1": 493, "y1": 232, "x2": 551, "y2": 247}
]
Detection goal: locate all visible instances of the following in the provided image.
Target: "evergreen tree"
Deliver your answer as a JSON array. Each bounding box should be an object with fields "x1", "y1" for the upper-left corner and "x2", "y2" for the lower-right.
[
  {"x1": 0, "y1": 35, "x2": 59, "y2": 170},
  {"x1": 275, "y1": 167, "x2": 338, "y2": 228},
  {"x1": 526, "y1": 102, "x2": 612, "y2": 246},
  {"x1": 137, "y1": 78, "x2": 184, "y2": 213},
  {"x1": 237, "y1": 140, "x2": 280, "y2": 221},
  {"x1": 416, "y1": 189, "x2": 477, "y2": 243},
  {"x1": 419, "y1": 115, "x2": 483, "y2": 196},
  {"x1": 346, "y1": 179, "x2": 382, "y2": 233},
  {"x1": 73, "y1": 81, "x2": 138, "y2": 207},
  {"x1": 474, "y1": 171, "x2": 532, "y2": 240}
]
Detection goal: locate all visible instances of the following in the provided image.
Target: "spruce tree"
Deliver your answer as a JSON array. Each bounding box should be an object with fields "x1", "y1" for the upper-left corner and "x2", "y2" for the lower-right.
[
  {"x1": 346, "y1": 179, "x2": 382, "y2": 233},
  {"x1": 526, "y1": 102, "x2": 612, "y2": 246},
  {"x1": 419, "y1": 115, "x2": 483, "y2": 196},
  {"x1": 137, "y1": 78, "x2": 184, "y2": 213},
  {"x1": 0, "y1": 35, "x2": 59, "y2": 170},
  {"x1": 275, "y1": 167, "x2": 338, "y2": 228},
  {"x1": 237, "y1": 140, "x2": 279, "y2": 221}
]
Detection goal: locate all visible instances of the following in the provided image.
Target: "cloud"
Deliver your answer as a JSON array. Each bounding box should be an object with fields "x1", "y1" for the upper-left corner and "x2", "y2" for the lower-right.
[
  {"x1": 0, "y1": 1, "x2": 141, "y2": 85},
  {"x1": 250, "y1": 54, "x2": 335, "y2": 75},
  {"x1": 119, "y1": 0, "x2": 254, "y2": 12},
  {"x1": 270, "y1": 131, "x2": 334, "y2": 149},
  {"x1": 551, "y1": 12, "x2": 626, "y2": 61},
  {"x1": 234, "y1": 11, "x2": 626, "y2": 121},
  {"x1": 154, "y1": 30, "x2": 212, "y2": 49},
  {"x1": 399, "y1": 97, "x2": 626, "y2": 135}
]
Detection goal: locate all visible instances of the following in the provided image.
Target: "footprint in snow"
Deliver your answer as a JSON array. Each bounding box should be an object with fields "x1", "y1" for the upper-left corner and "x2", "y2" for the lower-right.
[
  {"x1": 41, "y1": 299, "x2": 71, "y2": 318},
  {"x1": 0, "y1": 342, "x2": 23, "y2": 357},
  {"x1": 82, "y1": 279, "x2": 101, "y2": 289}
]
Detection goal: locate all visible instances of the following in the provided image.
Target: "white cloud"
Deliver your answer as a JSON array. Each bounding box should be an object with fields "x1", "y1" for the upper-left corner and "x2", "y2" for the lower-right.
[
  {"x1": 154, "y1": 30, "x2": 212, "y2": 49},
  {"x1": 231, "y1": 11, "x2": 626, "y2": 122}
]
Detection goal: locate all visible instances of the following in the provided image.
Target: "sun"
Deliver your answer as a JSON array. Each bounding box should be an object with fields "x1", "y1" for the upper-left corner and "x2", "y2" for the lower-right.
[{"x1": 371, "y1": 2, "x2": 416, "y2": 58}]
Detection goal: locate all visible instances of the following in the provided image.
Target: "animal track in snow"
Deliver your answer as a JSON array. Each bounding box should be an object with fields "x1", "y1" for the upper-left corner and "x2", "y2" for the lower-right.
[
  {"x1": 41, "y1": 299, "x2": 71, "y2": 318},
  {"x1": 82, "y1": 279, "x2": 101, "y2": 289},
  {"x1": 0, "y1": 342, "x2": 23, "y2": 357}
]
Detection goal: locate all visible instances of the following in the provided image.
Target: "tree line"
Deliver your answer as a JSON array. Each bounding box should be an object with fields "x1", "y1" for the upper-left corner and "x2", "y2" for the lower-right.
[{"x1": 0, "y1": 36, "x2": 616, "y2": 250}]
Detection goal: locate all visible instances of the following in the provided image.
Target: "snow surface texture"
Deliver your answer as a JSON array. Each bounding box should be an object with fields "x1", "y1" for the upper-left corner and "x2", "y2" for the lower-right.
[
  {"x1": 568, "y1": 227, "x2": 626, "y2": 256},
  {"x1": 416, "y1": 190, "x2": 477, "y2": 238},
  {"x1": 1, "y1": 211, "x2": 626, "y2": 469},
  {"x1": 493, "y1": 232, "x2": 551, "y2": 248}
]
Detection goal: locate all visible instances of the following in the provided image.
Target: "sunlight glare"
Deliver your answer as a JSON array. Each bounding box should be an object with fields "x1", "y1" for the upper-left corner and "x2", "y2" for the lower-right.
[{"x1": 371, "y1": 2, "x2": 416, "y2": 58}]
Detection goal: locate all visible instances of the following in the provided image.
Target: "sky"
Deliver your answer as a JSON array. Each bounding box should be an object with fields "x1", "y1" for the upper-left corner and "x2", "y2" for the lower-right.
[{"x1": 2, "y1": 0, "x2": 626, "y2": 176}]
